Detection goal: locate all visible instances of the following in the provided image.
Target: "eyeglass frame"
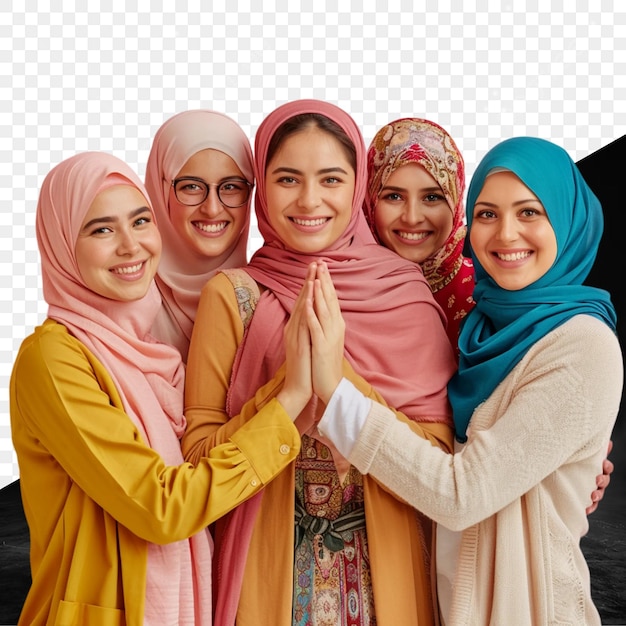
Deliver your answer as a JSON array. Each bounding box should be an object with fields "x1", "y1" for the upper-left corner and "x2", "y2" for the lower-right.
[{"x1": 170, "y1": 176, "x2": 253, "y2": 208}]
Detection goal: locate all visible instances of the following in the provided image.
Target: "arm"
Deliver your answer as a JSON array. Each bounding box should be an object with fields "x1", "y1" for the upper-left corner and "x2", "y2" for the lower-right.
[
  {"x1": 183, "y1": 270, "x2": 312, "y2": 465},
  {"x1": 320, "y1": 317, "x2": 622, "y2": 531},
  {"x1": 11, "y1": 323, "x2": 300, "y2": 544}
]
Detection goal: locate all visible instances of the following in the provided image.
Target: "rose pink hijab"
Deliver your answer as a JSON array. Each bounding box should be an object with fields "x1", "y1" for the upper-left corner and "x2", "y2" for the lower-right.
[
  {"x1": 231, "y1": 100, "x2": 455, "y2": 421},
  {"x1": 36, "y1": 151, "x2": 212, "y2": 625},
  {"x1": 214, "y1": 100, "x2": 456, "y2": 624},
  {"x1": 145, "y1": 110, "x2": 254, "y2": 361}
]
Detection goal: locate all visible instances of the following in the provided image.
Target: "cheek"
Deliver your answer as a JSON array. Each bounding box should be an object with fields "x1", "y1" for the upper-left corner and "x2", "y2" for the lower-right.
[{"x1": 373, "y1": 203, "x2": 391, "y2": 231}]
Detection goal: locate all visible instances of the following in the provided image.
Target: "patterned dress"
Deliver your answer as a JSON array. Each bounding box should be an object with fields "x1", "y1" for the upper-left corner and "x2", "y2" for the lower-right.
[{"x1": 293, "y1": 435, "x2": 375, "y2": 626}]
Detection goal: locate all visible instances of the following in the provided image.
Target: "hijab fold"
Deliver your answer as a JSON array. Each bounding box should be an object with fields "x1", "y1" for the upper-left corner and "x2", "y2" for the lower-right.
[
  {"x1": 36, "y1": 151, "x2": 212, "y2": 625},
  {"x1": 145, "y1": 110, "x2": 254, "y2": 359},
  {"x1": 448, "y1": 137, "x2": 617, "y2": 442}
]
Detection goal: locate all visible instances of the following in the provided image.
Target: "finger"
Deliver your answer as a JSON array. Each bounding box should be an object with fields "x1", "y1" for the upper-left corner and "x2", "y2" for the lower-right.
[{"x1": 316, "y1": 261, "x2": 341, "y2": 317}]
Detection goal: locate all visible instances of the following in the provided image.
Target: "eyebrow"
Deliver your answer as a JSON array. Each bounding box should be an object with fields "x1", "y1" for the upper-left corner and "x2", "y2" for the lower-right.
[
  {"x1": 270, "y1": 166, "x2": 349, "y2": 176},
  {"x1": 81, "y1": 206, "x2": 151, "y2": 231},
  {"x1": 474, "y1": 198, "x2": 542, "y2": 208},
  {"x1": 176, "y1": 175, "x2": 248, "y2": 184},
  {"x1": 380, "y1": 184, "x2": 442, "y2": 193}
]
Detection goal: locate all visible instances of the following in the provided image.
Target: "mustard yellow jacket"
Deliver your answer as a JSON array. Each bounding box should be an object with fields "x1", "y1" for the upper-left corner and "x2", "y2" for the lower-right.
[{"x1": 10, "y1": 320, "x2": 300, "y2": 626}]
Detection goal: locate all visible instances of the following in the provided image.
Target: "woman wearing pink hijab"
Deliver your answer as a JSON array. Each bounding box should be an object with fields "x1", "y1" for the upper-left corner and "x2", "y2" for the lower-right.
[
  {"x1": 10, "y1": 152, "x2": 299, "y2": 626},
  {"x1": 145, "y1": 110, "x2": 254, "y2": 362},
  {"x1": 183, "y1": 100, "x2": 457, "y2": 625}
]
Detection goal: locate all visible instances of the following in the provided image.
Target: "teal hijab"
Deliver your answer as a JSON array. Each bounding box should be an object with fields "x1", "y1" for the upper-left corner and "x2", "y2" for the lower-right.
[{"x1": 448, "y1": 137, "x2": 617, "y2": 442}]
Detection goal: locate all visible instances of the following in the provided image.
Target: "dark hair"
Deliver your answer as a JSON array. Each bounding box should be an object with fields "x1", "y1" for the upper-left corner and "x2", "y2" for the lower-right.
[{"x1": 265, "y1": 113, "x2": 357, "y2": 173}]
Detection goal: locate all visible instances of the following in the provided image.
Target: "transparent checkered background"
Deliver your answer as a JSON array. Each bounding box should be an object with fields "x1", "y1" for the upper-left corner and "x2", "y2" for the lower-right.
[{"x1": 1, "y1": 3, "x2": 625, "y2": 488}]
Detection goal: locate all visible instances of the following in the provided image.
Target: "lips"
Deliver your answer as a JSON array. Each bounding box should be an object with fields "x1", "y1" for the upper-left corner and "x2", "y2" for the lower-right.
[
  {"x1": 495, "y1": 250, "x2": 531, "y2": 261},
  {"x1": 291, "y1": 217, "x2": 330, "y2": 227},
  {"x1": 396, "y1": 230, "x2": 429, "y2": 242},
  {"x1": 110, "y1": 261, "x2": 144, "y2": 275},
  {"x1": 193, "y1": 220, "x2": 229, "y2": 233}
]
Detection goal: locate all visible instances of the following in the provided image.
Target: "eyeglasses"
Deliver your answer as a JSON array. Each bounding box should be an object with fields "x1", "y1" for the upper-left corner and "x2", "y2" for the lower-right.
[{"x1": 171, "y1": 176, "x2": 252, "y2": 208}]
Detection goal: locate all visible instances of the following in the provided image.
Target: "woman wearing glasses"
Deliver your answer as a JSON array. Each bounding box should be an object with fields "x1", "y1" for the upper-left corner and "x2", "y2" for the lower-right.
[{"x1": 145, "y1": 110, "x2": 254, "y2": 362}]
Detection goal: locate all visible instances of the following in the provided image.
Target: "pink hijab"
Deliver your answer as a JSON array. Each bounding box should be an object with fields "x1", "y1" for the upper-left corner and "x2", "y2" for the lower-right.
[
  {"x1": 144, "y1": 110, "x2": 254, "y2": 360},
  {"x1": 214, "y1": 101, "x2": 455, "y2": 624},
  {"x1": 36, "y1": 151, "x2": 212, "y2": 625},
  {"x1": 230, "y1": 100, "x2": 455, "y2": 421}
]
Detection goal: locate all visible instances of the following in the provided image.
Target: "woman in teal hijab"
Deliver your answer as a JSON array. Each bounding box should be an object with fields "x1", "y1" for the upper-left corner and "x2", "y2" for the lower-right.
[
  {"x1": 448, "y1": 136, "x2": 617, "y2": 442},
  {"x1": 314, "y1": 136, "x2": 623, "y2": 624}
]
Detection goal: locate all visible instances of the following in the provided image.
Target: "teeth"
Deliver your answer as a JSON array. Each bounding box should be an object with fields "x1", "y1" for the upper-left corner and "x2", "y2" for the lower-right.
[
  {"x1": 196, "y1": 221, "x2": 228, "y2": 233},
  {"x1": 398, "y1": 231, "x2": 428, "y2": 241},
  {"x1": 292, "y1": 217, "x2": 328, "y2": 227},
  {"x1": 497, "y1": 251, "x2": 531, "y2": 261},
  {"x1": 112, "y1": 263, "x2": 143, "y2": 274}
]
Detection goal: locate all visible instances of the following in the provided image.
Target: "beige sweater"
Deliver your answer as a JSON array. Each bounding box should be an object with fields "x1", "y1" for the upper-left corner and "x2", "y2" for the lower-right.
[{"x1": 334, "y1": 315, "x2": 623, "y2": 625}]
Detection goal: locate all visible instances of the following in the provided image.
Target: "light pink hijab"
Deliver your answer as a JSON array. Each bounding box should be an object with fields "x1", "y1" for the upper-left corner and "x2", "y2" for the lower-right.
[
  {"x1": 36, "y1": 151, "x2": 212, "y2": 625},
  {"x1": 215, "y1": 100, "x2": 456, "y2": 624},
  {"x1": 145, "y1": 110, "x2": 254, "y2": 360}
]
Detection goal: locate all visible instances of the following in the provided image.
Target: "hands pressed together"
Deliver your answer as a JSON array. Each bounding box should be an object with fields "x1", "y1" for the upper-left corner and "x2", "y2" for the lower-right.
[{"x1": 277, "y1": 260, "x2": 346, "y2": 421}]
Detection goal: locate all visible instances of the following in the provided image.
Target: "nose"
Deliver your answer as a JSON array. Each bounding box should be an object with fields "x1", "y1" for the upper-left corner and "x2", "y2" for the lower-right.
[
  {"x1": 117, "y1": 229, "x2": 141, "y2": 255},
  {"x1": 198, "y1": 186, "x2": 224, "y2": 217},
  {"x1": 495, "y1": 213, "x2": 519, "y2": 242},
  {"x1": 400, "y1": 197, "x2": 424, "y2": 225},
  {"x1": 297, "y1": 182, "x2": 322, "y2": 211}
]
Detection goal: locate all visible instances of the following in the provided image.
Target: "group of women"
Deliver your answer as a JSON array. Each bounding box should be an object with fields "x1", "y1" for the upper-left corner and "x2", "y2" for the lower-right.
[{"x1": 9, "y1": 99, "x2": 622, "y2": 625}]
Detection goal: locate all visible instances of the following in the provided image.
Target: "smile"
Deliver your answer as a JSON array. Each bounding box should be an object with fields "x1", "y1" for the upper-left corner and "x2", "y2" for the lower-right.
[
  {"x1": 291, "y1": 217, "x2": 329, "y2": 227},
  {"x1": 194, "y1": 221, "x2": 229, "y2": 233},
  {"x1": 111, "y1": 262, "x2": 144, "y2": 274},
  {"x1": 495, "y1": 251, "x2": 531, "y2": 261},
  {"x1": 397, "y1": 230, "x2": 429, "y2": 241}
]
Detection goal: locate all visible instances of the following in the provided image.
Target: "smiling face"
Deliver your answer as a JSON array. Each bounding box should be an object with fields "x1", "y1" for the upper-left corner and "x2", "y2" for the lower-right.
[
  {"x1": 75, "y1": 185, "x2": 162, "y2": 301},
  {"x1": 264, "y1": 126, "x2": 356, "y2": 253},
  {"x1": 470, "y1": 170, "x2": 557, "y2": 290},
  {"x1": 374, "y1": 162, "x2": 454, "y2": 264},
  {"x1": 168, "y1": 148, "x2": 250, "y2": 260}
]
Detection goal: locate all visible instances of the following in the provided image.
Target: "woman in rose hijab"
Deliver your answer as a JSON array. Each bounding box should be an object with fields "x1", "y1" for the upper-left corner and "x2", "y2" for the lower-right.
[
  {"x1": 10, "y1": 152, "x2": 299, "y2": 626},
  {"x1": 145, "y1": 110, "x2": 254, "y2": 362},
  {"x1": 183, "y1": 100, "x2": 457, "y2": 625}
]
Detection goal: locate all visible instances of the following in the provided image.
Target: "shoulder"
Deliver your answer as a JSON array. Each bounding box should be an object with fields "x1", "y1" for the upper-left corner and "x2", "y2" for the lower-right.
[
  {"x1": 548, "y1": 315, "x2": 620, "y2": 356},
  {"x1": 15, "y1": 319, "x2": 86, "y2": 366},
  {"x1": 12, "y1": 319, "x2": 111, "y2": 377},
  {"x1": 525, "y1": 315, "x2": 623, "y2": 394},
  {"x1": 197, "y1": 269, "x2": 260, "y2": 330}
]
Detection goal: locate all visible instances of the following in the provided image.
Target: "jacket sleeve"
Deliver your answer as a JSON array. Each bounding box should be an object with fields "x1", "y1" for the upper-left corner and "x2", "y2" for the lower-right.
[
  {"x1": 183, "y1": 272, "x2": 293, "y2": 464},
  {"x1": 10, "y1": 322, "x2": 300, "y2": 544}
]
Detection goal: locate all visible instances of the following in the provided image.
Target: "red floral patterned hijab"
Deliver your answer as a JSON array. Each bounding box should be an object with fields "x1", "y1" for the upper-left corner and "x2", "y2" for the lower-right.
[{"x1": 365, "y1": 117, "x2": 466, "y2": 293}]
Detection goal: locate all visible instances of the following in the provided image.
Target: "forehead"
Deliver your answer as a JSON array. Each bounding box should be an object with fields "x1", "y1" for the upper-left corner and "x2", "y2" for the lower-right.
[
  {"x1": 85, "y1": 185, "x2": 149, "y2": 218},
  {"x1": 178, "y1": 148, "x2": 243, "y2": 177},
  {"x1": 269, "y1": 126, "x2": 350, "y2": 167}
]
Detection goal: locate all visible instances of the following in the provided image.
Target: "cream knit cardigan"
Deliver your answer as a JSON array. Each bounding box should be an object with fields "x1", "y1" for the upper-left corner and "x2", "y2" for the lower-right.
[{"x1": 347, "y1": 315, "x2": 623, "y2": 626}]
